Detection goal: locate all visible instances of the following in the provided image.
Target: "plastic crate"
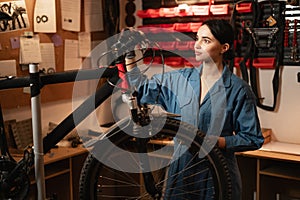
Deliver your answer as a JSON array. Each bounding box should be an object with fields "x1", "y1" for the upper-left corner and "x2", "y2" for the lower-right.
[
  {"x1": 144, "y1": 56, "x2": 162, "y2": 64},
  {"x1": 191, "y1": 5, "x2": 210, "y2": 16},
  {"x1": 174, "y1": 23, "x2": 191, "y2": 32},
  {"x1": 159, "y1": 7, "x2": 176, "y2": 17},
  {"x1": 253, "y1": 57, "x2": 275, "y2": 69},
  {"x1": 175, "y1": 41, "x2": 194, "y2": 50},
  {"x1": 234, "y1": 57, "x2": 250, "y2": 68},
  {"x1": 184, "y1": 57, "x2": 201, "y2": 67},
  {"x1": 190, "y1": 22, "x2": 202, "y2": 32},
  {"x1": 137, "y1": 9, "x2": 160, "y2": 18},
  {"x1": 210, "y1": 4, "x2": 229, "y2": 15},
  {"x1": 236, "y1": 3, "x2": 252, "y2": 13},
  {"x1": 164, "y1": 57, "x2": 184, "y2": 67},
  {"x1": 157, "y1": 41, "x2": 176, "y2": 50}
]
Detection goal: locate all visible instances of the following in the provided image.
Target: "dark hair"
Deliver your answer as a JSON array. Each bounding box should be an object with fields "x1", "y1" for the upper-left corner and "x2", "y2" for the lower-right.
[{"x1": 202, "y1": 19, "x2": 235, "y2": 60}]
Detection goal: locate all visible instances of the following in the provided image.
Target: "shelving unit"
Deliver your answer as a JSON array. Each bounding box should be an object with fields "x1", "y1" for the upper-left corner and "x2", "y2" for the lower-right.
[
  {"x1": 237, "y1": 149, "x2": 300, "y2": 200},
  {"x1": 135, "y1": 1, "x2": 233, "y2": 68},
  {"x1": 259, "y1": 164, "x2": 300, "y2": 181},
  {"x1": 13, "y1": 146, "x2": 88, "y2": 200}
]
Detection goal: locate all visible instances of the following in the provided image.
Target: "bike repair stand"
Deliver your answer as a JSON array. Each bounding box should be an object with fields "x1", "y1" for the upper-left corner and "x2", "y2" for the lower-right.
[{"x1": 29, "y1": 63, "x2": 46, "y2": 200}]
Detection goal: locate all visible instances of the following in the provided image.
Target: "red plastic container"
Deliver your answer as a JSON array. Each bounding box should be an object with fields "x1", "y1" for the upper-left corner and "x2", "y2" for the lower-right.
[
  {"x1": 159, "y1": 7, "x2": 176, "y2": 17},
  {"x1": 236, "y1": 3, "x2": 252, "y2": 13},
  {"x1": 160, "y1": 24, "x2": 175, "y2": 32},
  {"x1": 189, "y1": 41, "x2": 196, "y2": 49},
  {"x1": 252, "y1": 58, "x2": 275, "y2": 69},
  {"x1": 157, "y1": 41, "x2": 176, "y2": 51},
  {"x1": 210, "y1": 4, "x2": 229, "y2": 15},
  {"x1": 137, "y1": 24, "x2": 162, "y2": 33},
  {"x1": 136, "y1": 9, "x2": 160, "y2": 18},
  {"x1": 184, "y1": 57, "x2": 201, "y2": 67},
  {"x1": 234, "y1": 57, "x2": 249, "y2": 68},
  {"x1": 175, "y1": 41, "x2": 193, "y2": 50},
  {"x1": 174, "y1": 23, "x2": 191, "y2": 32},
  {"x1": 191, "y1": 5, "x2": 210, "y2": 16},
  {"x1": 175, "y1": 5, "x2": 193, "y2": 16},
  {"x1": 143, "y1": 56, "x2": 162, "y2": 64},
  {"x1": 190, "y1": 22, "x2": 202, "y2": 32},
  {"x1": 164, "y1": 57, "x2": 184, "y2": 67}
]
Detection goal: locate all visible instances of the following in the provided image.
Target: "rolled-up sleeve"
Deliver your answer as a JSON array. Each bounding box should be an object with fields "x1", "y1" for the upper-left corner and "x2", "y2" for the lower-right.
[{"x1": 126, "y1": 67, "x2": 174, "y2": 109}]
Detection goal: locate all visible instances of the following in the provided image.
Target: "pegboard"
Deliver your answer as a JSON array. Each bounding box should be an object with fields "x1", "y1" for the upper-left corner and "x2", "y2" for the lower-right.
[
  {"x1": 0, "y1": 0, "x2": 107, "y2": 109},
  {"x1": 137, "y1": 0, "x2": 300, "y2": 68},
  {"x1": 136, "y1": 0, "x2": 299, "y2": 111}
]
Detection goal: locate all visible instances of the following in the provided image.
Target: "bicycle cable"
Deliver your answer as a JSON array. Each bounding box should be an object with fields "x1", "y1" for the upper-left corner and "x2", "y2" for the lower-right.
[{"x1": 104, "y1": 40, "x2": 167, "y2": 95}]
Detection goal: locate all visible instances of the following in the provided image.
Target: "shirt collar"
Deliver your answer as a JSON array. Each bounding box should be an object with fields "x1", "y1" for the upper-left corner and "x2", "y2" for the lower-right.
[
  {"x1": 221, "y1": 65, "x2": 232, "y2": 88},
  {"x1": 198, "y1": 64, "x2": 232, "y2": 88}
]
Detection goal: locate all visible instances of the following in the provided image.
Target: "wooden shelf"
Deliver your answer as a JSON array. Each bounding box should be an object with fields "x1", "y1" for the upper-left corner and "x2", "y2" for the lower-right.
[
  {"x1": 24, "y1": 146, "x2": 88, "y2": 199},
  {"x1": 259, "y1": 166, "x2": 300, "y2": 181},
  {"x1": 30, "y1": 169, "x2": 70, "y2": 185},
  {"x1": 237, "y1": 147, "x2": 300, "y2": 200},
  {"x1": 237, "y1": 148, "x2": 300, "y2": 163}
]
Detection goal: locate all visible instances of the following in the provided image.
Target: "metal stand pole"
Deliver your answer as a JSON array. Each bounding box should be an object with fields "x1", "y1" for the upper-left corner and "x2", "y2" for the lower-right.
[{"x1": 29, "y1": 63, "x2": 46, "y2": 200}]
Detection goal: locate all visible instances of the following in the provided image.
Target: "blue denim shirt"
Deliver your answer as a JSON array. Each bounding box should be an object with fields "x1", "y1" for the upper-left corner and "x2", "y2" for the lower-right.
[
  {"x1": 128, "y1": 65, "x2": 264, "y2": 151},
  {"x1": 127, "y1": 65, "x2": 264, "y2": 199}
]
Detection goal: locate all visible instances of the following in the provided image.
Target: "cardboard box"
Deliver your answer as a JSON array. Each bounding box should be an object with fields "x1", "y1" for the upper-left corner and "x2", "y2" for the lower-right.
[{"x1": 262, "y1": 128, "x2": 272, "y2": 144}]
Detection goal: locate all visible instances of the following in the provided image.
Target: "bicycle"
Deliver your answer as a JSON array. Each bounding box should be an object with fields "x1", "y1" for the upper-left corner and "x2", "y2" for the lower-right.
[{"x1": 0, "y1": 29, "x2": 232, "y2": 200}]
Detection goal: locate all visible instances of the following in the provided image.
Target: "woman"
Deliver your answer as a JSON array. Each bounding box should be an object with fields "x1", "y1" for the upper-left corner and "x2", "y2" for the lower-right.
[{"x1": 125, "y1": 19, "x2": 264, "y2": 199}]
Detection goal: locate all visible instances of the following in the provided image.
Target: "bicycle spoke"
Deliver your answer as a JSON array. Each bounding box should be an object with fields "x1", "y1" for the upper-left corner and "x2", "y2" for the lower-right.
[{"x1": 79, "y1": 117, "x2": 231, "y2": 200}]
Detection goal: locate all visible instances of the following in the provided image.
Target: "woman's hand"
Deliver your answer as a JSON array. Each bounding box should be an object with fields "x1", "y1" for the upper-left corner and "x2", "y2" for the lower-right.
[
  {"x1": 217, "y1": 137, "x2": 226, "y2": 149},
  {"x1": 125, "y1": 56, "x2": 137, "y2": 71}
]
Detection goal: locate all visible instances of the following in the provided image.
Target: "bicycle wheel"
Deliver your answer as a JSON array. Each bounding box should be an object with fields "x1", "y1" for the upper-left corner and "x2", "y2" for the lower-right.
[{"x1": 79, "y1": 116, "x2": 231, "y2": 200}]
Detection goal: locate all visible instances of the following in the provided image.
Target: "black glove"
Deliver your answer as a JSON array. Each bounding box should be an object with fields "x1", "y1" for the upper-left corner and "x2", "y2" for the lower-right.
[{"x1": 112, "y1": 27, "x2": 148, "y2": 57}]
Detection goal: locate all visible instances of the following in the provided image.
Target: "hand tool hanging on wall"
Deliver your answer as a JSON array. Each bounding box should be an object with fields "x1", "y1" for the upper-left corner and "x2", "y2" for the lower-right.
[
  {"x1": 233, "y1": 0, "x2": 285, "y2": 111},
  {"x1": 284, "y1": 19, "x2": 290, "y2": 48},
  {"x1": 291, "y1": 19, "x2": 300, "y2": 62},
  {"x1": 282, "y1": 4, "x2": 300, "y2": 65},
  {"x1": 231, "y1": 0, "x2": 257, "y2": 83},
  {"x1": 248, "y1": 0, "x2": 285, "y2": 111}
]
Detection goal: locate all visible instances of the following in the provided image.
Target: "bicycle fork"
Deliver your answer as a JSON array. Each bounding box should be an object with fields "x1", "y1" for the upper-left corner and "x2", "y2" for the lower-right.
[
  {"x1": 135, "y1": 127, "x2": 162, "y2": 200},
  {"x1": 125, "y1": 93, "x2": 162, "y2": 199}
]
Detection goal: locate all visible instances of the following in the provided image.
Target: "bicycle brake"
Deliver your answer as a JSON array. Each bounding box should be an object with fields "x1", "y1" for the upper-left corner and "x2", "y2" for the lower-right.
[{"x1": 123, "y1": 91, "x2": 151, "y2": 126}]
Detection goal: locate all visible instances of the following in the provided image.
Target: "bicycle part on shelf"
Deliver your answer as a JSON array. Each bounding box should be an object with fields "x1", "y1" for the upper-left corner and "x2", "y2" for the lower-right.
[
  {"x1": 79, "y1": 116, "x2": 232, "y2": 200},
  {"x1": 0, "y1": 159, "x2": 30, "y2": 199}
]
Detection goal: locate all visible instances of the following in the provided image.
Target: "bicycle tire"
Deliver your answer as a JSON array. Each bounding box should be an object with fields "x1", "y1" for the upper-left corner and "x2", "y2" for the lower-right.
[{"x1": 79, "y1": 116, "x2": 232, "y2": 200}]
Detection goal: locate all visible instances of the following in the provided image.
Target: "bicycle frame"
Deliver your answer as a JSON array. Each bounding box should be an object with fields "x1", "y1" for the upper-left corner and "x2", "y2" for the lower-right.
[
  {"x1": 0, "y1": 64, "x2": 120, "y2": 199},
  {"x1": 0, "y1": 49, "x2": 233, "y2": 199},
  {"x1": 0, "y1": 66, "x2": 119, "y2": 151}
]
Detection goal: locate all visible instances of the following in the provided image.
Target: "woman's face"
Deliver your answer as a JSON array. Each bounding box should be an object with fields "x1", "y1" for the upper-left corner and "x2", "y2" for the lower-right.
[{"x1": 194, "y1": 25, "x2": 228, "y2": 62}]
